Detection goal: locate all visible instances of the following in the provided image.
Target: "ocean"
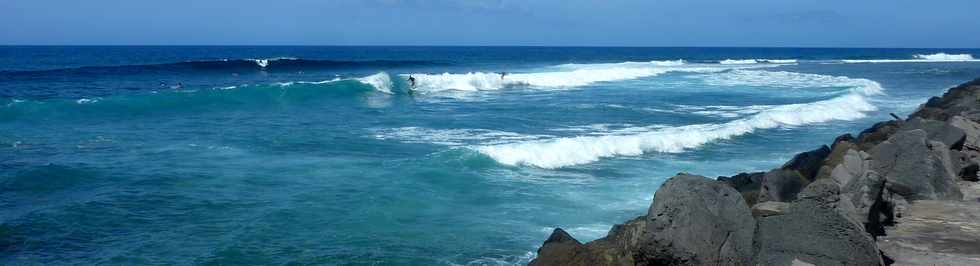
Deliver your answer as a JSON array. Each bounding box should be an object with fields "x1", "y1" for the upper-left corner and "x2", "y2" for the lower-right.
[{"x1": 2, "y1": 46, "x2": 980, "y2": 265}]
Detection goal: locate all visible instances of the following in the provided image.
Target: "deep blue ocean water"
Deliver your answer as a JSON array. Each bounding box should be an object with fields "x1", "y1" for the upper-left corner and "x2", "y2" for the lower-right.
[{"x1": 2, "y1": 46, "x2": 980, "y2": 265}]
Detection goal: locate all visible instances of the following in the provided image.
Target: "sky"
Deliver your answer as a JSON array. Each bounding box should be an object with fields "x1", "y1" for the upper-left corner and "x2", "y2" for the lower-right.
[{"x1": 1, "y1": 0, "x2": 979, "y2": 47}]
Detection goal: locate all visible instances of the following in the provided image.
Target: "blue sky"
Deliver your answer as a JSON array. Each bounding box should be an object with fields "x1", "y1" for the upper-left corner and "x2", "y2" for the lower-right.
[{"x1": 1, "y1": 0, "x2": 979, "y2": 47}]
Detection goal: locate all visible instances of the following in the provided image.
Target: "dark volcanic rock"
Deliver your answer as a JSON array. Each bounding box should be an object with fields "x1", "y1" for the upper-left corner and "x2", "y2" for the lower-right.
[
  {"x1": 758, "y1": 169, "x2": 807, "y2": 203},
  {"x1": 781, "y1": 145, "x2": 831, "y2": 181},
  {"x1": 530, "y1": 174, "x2": 755, "y2": 266},
  {"x1": 637, "y1": 175, "x2": 755, "y2": 265},
  {"x1": 856, "y1": 120, "x2": 903, "y2": 151},
  {"x1": 870, "y1": 129, "x2": 963, "y2": 201},
  {"x1": 755, "y1": 180, "x2": 884, "y2": 266},
  {"x1": 910, "y1": 78, "x2": 980, "y2": 121},
  {"x1": 899, "y1": 117, "x2": 966, "y2": 149}
]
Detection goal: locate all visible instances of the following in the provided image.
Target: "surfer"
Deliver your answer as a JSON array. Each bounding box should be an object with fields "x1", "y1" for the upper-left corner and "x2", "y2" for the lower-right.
[
  {"x1": 407, "y1": 75, "x2": 417, "y2": 96},
  {"x1": 500, "y1": 72, "x2": 507, "y2": 80}
]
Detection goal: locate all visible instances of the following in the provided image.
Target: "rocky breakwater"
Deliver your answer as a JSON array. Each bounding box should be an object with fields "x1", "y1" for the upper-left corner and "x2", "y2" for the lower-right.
[{"x1": 531, "y1": 78, "x2": 980, "y2": 266}]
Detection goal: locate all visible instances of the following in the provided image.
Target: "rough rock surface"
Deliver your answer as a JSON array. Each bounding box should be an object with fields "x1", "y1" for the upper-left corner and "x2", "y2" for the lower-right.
[
  {"x1": 758, "y1": 169, "x2": 807, "y2": 203},
  {"x1": 910, "y1": 78, "x2": 980, "y2": 121},
  {"x1": 899, "y1": 117, "x2": 966, "y2": 149},
  {"x1": 949, "y1": 116, "x2": 980, "y2": 149},
  {"x1": 755, "y1": 180, "x2": 883, "y2": 266},
  {"x1": 877, "y1": 182, "x2": 980, "y2": 266},
  {"x1": 530, "y1": 175, "x2": 754, "y2": 266},
  {"x1": 636, "y1": 175, "x2": 755, "y2": 265},
  {"x1": 870, "y1": 129, "x2": 963, "y2": 201},
  {"x1": 751, "y1": 201, "x2": 790, "y2": 217}
]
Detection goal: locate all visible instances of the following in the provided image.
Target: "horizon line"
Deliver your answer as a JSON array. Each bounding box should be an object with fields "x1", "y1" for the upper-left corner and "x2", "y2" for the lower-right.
[{"x1": 2, "y1": 44, "x2": 980, "y2": 50}]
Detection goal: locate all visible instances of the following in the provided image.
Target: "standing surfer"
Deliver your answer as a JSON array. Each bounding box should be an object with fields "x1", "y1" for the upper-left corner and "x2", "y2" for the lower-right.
[{"x1": 407, "y1": 75, "x2": 417, "y2": 95}]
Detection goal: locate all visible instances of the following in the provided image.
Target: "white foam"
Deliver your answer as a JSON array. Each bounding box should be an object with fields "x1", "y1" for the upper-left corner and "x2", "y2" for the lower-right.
[
  {"x1": 402, "y1": 60, "x2": 781, "y2": 93},
  {"x1": 405, "y1": 67, "x2": 671, "y2": 92},
  {"x1": 476, "y1": 71, "x2": 884, "y2": 168},
  {"x1": 248, "y1": 57, "x2": 298, "y2": 68},
  {"x1": 355, "y1": 72, "x2": 394, "y2": 94},
  {"x1": 272, "y1": 73, "x2": 391, "y2": 94},
  {"x1": 554, "y1": 60, "x2": 687, "y2": 68},
  {"x1": 455, "y1": 251, "x2": 536, "y2": 266},
  {"x1": 402, "y1": 60, "x2": 761, "y2": 93},
  {"x1": 373, "y1": 127, "x2": 551, "y2": 146},
  {"x1": 914, "y1": 53, "x2": 975, "y2": 61},
  {"x1": 843, "y1": 53, "x2": 977, "y2": 63},
  {"x1": 686, "y1": 105, "x2": 774, "y2": 118},
  {"x1": 76, "y1": 98, "x2": 99, "y2": 104},
  {"x1": 719, "y1": 59, "x2": 798, "y2": 65},
  {"x1": 720, "y1": 59, "x2": 759, "y2": 65},
  {"x1": 701, "y1": 70, "x2": 884, "y2": 95}
]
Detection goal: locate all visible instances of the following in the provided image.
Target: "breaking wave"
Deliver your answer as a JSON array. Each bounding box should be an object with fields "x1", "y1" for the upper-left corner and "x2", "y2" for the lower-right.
[
  {"x1": 719, "y1": 59, "x2": 798, "y2": 65},
  {"x1": 842, "y1": 53, "x2": 977, "y2": 63},
  {"x1": 403, "y1": 60, "x2": 764, "y2": 93},
  {"x1": 474, "y1": 71, "x2": 884, "y2": 168}
]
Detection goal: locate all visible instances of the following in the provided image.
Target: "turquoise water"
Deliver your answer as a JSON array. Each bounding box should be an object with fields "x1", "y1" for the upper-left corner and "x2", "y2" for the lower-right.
[{"x1": 2, "y1": 47, "x2": 980, "y2": 265}]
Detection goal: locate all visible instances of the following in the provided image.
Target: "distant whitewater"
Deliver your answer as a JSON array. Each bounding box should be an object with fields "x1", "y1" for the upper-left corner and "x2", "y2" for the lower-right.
[{"x1": 842, "y1": 52, "x2": 977, "y2": 63}]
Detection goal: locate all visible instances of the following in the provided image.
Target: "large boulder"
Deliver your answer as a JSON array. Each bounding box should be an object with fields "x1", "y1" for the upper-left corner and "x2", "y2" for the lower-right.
[
  {"x1": 755, "y1": 180, "x2": 884, "y2": 266},
  {"x1": 530, "y1": 174, "x2": 756, "y2": 266},
  {"x1": 899, "y1": 117, "x2": 966, "y2": 149},
  {"x1": 870, "y1": 129, "x2": 963, "y2": 201},
  {"x1": 636, "y1": 174, "x2": 756, "y2": 265}
]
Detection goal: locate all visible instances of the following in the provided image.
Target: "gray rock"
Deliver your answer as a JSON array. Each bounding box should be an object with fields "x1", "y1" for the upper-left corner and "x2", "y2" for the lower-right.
[
  {"x1": 758, "y1": 169, "x2": 807, "y2": 203},
  {"x1": 755, "y1": 188, "x2": 884, "y2": 266},
  {"x1": 949, "y1": 116, "x2": 980, "y2": 150},
  {"x1": 856, "y1": 120, "x2": 903, "y2": 151},
  {"x1": 636, "y1": 174, "x2": 755, "y2": 265},
  {"x1": 530, "y1": 226, "x2": 637, "y2": 266},
  {"x1": 815, "y1": 134, "x2": 858, "y2": 181},
  {"x1": 752, "y1": 201, "x2": 791, "y2": 217},
  {"x1": 878, "y1": 183, "x2": 980, "y2": 265},
  {"x1": 870, "y1": 129, "x2": 963, "y2": 201},
  {"x1": 900, "y1": 117, "x2": 966, "y2": 149},
  {"x1": 911, "y1": 78, "x2": 980, "y2": 121},
  {"x1": 531, "y1": 174, "x2": 756, "y2": 266}
]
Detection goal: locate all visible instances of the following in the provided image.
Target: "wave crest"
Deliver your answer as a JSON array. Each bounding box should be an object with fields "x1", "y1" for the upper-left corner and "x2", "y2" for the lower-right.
[{"x1": 475, "y1": 71, "x2": 884, "y2": 168}]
